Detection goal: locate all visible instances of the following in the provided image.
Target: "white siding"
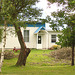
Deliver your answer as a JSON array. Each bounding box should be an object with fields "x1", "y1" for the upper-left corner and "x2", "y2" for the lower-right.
[
  {"x1": 0, "y1": 27, "x2": 39, "y2": 49},
  {"x1": 48, "y1": 31, "x2": 62, "y2": 48},
  {"x1": 0, "y1": 27, "x2": 20, "y2": 49},
  {"x1": 0, "y1": 26, "x2": 62, "y2": 49},
  {"x1": 22, "y1": 27, "x2": 39, "y2": 48}
]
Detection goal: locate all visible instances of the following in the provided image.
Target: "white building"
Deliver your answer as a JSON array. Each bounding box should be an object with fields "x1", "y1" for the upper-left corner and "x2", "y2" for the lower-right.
[{"x1": 0, "y1": 23, "x2": 62, "y2": 49}]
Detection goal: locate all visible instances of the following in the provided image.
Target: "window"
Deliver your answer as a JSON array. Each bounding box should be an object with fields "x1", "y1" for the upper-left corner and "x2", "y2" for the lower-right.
[
  {"x1": 51, "y1": 35, "x2": 56, "y2": 43},
  {"x1": 24, "y1": 30, "x2": 29, "y2": 42}
]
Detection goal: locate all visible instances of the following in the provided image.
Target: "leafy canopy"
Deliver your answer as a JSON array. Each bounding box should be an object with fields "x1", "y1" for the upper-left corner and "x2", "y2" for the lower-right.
[
  {"x1": 47, "y1": 0, "x2": 75, "y2": 47},
  {"x1": 0, "y1": 0, "x2": 43, "y2": 26}
]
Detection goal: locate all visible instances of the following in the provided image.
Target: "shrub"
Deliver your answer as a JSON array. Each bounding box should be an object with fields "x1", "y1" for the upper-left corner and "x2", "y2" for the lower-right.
[
  {"x1": 49, "y1": 45, "x2": 61, "y2": 50},
  {"x1": 49, "y1": 47, "x2": 73, "y2": 60},
  {"x1": 52, "y1": 45, "x2": 58, "y2": 49},
  {"x1": 0, "y1": 50, "x2": 16, "y2": 59}
]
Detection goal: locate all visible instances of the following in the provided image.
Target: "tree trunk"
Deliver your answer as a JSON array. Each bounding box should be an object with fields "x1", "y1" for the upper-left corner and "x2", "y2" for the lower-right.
[
  {"x1": 71, "y1": 43, "x2": 74, "y2": 66},
  {"x1": 71, "y1": 26, "x2": 75, "y2": 66},
  {"x1": 14, "y1": 24, "x2": 31, "y2": 66},
  {"x1": 0, "y1": 20, "x2": 7, "y2": 72}
]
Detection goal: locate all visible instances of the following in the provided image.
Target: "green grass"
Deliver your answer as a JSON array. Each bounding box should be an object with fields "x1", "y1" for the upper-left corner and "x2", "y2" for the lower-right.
[{"x1": 0, "y1": 49, "x2": 75, "y2": 75}]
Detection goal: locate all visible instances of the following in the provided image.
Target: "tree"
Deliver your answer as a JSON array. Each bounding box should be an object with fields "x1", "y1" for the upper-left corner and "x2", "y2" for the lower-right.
[
  {"x1": 0, "y1": 0, "x2": 7, "y2": 72},
  {"x1": 0, "y1": 1, "x2": 3, "y2": 43},
  {"x1": 0, "y1": 20, "x2": 7, "y2": 72},
  {"x1": 0, "y1": 0, "x2": 42, "y2": 66},
  {"x1": 56, "y1": 14, "x2": 75, "y2": 66},
  {"x1": 47, "y1": 0, "x2": 75, "y2": 66},
  {"x1": 0, "y1": 29, "x2": 3, "y2": 72}
]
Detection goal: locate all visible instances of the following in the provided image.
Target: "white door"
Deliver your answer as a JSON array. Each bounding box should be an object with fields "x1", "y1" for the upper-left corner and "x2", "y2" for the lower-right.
[{"x1": 37, "y1": 36, "x2": 42, "y2": 49}]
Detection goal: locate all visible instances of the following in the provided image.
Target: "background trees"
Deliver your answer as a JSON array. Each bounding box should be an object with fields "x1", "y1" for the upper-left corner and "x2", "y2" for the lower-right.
[{"x1": 47, "y1": 0, "x2": 75, "y2": 66}]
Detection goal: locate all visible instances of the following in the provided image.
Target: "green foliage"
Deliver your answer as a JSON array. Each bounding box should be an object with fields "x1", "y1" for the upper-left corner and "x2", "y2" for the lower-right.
[
  {"x1": 0, "y1": 0, "x2": 43, "y2": 27},
  {"x1": 48, "y1": 0, "x2": 75, "y2": 8},
  {"x1": 56, "y1": 15, "x2": 75, "y2": 47},
  {"x1": 0, "y1": 0, "x2": 43, "y2": 42},
  {"x1": 47, "y1": 0, "x2": 75, "y2": 47},
  {"x1": 48, "y1": 0, "x2": 65, "y2": 4},
  {"x1": 47, "y1": 0, "x2": 75, "y2": 29}
]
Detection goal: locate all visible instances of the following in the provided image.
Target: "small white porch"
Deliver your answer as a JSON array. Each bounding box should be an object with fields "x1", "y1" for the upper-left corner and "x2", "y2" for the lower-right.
[{"x1": 34, "y1": 26, "x2": 49, "y2": 49}]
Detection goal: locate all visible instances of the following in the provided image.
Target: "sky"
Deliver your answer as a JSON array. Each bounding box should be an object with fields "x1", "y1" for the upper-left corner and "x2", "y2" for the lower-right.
[
  {"x1": 36, "y1": 0, "x2": 63, "y2": 18},
  {"x1": 36, "y1": 0, "x2": 64, "y2": 30}
]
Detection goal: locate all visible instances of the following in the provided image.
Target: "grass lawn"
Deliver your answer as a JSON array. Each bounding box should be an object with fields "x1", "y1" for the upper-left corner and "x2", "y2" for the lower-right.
[{"x1": 0, "y1": 49, "x2": 75, "y2": 75}]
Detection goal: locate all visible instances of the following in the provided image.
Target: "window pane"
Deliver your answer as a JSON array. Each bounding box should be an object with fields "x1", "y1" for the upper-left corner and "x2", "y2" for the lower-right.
[
  {"x1": 24, "y1": 30, "x2": 29, "y2": 42},
  {"x1": 38, "y1": 36, "x2": 41, "y2": 44},
  {"x1": 51, "y1": 35, "x2": 56, "y2": 43},
  {"x1": 51, "y1": 39, "x2": 56, "y2": 42},
  {"x1": 26, "y1": 30, "x2": 29, "y2": 37},
  {"x1": 24, "y1": 37, "x2": 27, "y2": 42},
  {"x1": 52, "y1": 35, "x2": 56, "y2": 38},
  {"x1": 26, "y1": 37, "x2": 29, "y2": 42}
]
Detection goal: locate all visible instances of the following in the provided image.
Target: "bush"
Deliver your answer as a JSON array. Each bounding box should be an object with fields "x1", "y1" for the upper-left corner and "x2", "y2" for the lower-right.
[
  {"x1": 0, "y1": 50, "x2": 16, "y2": 59},
  {"x1": 49, "y1": 45, "x2": 61, "y2": 50},
  {"x1": 49, "y1": 47, "x2": 73, "y2": 60}
]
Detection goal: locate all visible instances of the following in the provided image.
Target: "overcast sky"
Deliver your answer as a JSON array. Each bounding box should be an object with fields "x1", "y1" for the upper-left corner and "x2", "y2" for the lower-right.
[
  {"x1": 36, "y1": 0, "x2": 63, "y2": 18},
  {"x1": 36, "y1": 0, "x2": 64, "y2": 30}
]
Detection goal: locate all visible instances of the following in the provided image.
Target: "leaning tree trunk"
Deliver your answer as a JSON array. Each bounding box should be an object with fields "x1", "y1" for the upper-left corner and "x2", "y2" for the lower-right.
[
  {"x1": 14, "y1": 24, "x2": 31, "y2": 66},
  {"x1": 71, "y1": 43, "x2": 74, "y2": 66},
  {"x1": 0, "y1": 20, "x2": 7, "y2": 72}
]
